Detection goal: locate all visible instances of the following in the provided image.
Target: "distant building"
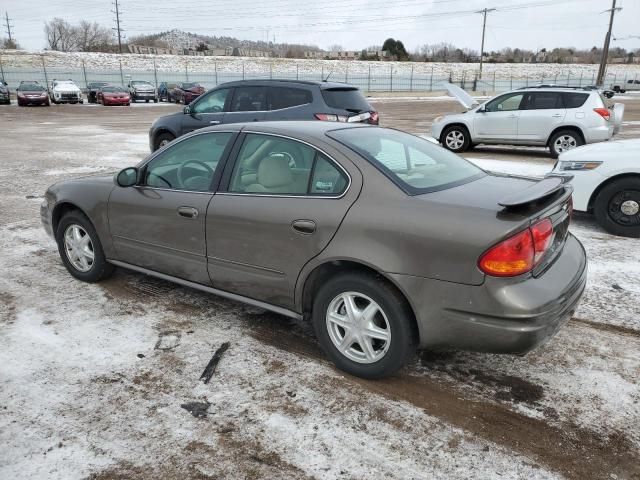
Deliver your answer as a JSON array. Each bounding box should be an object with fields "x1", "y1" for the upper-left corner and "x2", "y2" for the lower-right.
[
  {"x1": 127, "y1": 44, "x2": 179, "y2": 55},
  {"x1": 304, "y1": 50, "x2": 389, "y2": 60},
  {"x1": 128, "y1": 44, "x2": 270, "y2": 57}
]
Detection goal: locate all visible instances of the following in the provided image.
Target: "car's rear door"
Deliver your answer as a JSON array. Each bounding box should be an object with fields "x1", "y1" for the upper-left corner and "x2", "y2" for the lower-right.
[
  {"x1": 205, "y1": 132, "x2": 361, "y2": 308},
  {"x1": 108, "y1": 131, "x2": 237, "y2": 285},
  {"x1": 517, "y1": 92, "x2": 566, "y2": 143},
  {"x1": 180, "y1": 87, "x2": 232, "y2": 136},
  {"x1": 223, "y1": 86, "x2": 267, "y2": 124},
  {"x1": 474, "y1": 92, "x2": 524, "y2": 141}
]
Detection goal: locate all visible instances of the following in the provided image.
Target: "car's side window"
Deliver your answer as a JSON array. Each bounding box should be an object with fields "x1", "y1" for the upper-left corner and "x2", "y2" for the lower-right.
[
  {"x1": 192, "y1": 88, "x2": 230, "y2": 114},
  {"x1": 485, "y1": 93, "x2": 524, "y2": 112},
  {"x1": 525, "y1": 92, "x2": 562, "y2": 110},
  {"x1": 144, "y1": 132, "x2": 233, "y2": 192},
  {"x1": 230, "y1": 87, "x2": 267, "y2": 112},
  {"x1": 269, "y1": 87, "x2": 313, "y2": 110},
  {"x1": 228, "y1": 134, "x2": 346, "y2": 196}
]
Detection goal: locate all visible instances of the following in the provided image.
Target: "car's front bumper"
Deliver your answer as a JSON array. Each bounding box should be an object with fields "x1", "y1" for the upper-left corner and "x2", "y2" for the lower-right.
[
  {"x1": 41, "y1": 200, "x2": 54, "y2": 238},
  {"x1": 390, "y1": 233, "x2": 587, "y2": 354}
]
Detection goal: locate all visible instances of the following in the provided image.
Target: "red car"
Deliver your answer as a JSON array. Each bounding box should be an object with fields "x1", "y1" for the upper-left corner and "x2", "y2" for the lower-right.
[
  {"x1": 97, "y1": 85, "x2": 131, "y2": 106},
  {"x1": 16, "y1": 81, "x2": 50, "y2": 106},
  {"x1": 169, "y1": 82, "x2": 205, "y2": 104}
]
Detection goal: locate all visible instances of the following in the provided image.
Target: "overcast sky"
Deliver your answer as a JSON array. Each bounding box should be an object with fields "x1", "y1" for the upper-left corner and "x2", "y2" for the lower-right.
[{"x1": 2, "y1": 0, "x2": 639, "y2": 53}]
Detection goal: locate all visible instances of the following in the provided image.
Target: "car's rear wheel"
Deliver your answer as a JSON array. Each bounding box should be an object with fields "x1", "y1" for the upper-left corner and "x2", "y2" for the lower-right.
[
  {"x1": 312, "y1": 272, "x2": 417, "y2": 379},
  {"x1": 594, "y1": 177, "x2": 640, "y2": 238},
  {"x1": 441, "y1": 125, "x2": 470, "y2": 153},
  {"x1": 56, "y1": 211, "x2": 114, "y2": 282},
  {"x1": 154, "y1": 132, "x2": 175, "y2": 151},
  {"x1": 549, "y1": 130, "x2": 583, "y2": 158}
]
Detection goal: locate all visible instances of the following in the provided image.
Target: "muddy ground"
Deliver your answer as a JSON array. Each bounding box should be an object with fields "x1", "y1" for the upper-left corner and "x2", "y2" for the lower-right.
[{"x1": 0, "y1": 97, "x2": 639, "y2": 480}]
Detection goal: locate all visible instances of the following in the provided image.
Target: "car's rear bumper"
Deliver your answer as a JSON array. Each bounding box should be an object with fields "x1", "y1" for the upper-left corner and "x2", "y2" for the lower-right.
[
  {"x1": 390, "y1": 233, "x2": 587, "y2": 354},
  {"x1": 584, "y1": 124, "x2": 614, "y2": 143}
]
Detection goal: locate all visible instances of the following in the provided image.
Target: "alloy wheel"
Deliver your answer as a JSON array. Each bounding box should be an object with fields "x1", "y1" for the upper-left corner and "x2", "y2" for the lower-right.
[
  {"x1": 445, "y1": 130, "x2": 465, "y2": 150},
  {"x1": 554, "y1": 134, "x2": 577, "y2": 153},
  {"x1": 326, "y1": 291, "x2": 391, "y2": 364},
  {"x1": 63, "y1": 224, "x2": 95, "y2": 272}
]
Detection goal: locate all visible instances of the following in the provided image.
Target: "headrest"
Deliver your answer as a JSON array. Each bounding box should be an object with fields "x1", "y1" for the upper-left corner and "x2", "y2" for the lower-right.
[{"x1": 257, "y1": 155, "x2": 293, "y2": 188}]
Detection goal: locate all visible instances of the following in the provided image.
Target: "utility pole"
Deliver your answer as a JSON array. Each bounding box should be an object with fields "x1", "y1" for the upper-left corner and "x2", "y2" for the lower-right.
[
  {"x1": 596, "y1": 0, "x2": 621, "y2": 87},
  {"x1": 4, "y1": 11, "x2": 14, "y2": 44},
  {"x1": 476, "y1": 8, "x2": 496, "y2": 78},
  {"x1": 112, "y1": 0, "x2": 123, "y2": 54}
]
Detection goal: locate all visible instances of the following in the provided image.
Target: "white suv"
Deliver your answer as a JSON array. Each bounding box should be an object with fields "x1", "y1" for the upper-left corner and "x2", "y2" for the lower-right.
[
  {"x1": 49, "y1": 79, "x2": 83, "y2": 104},
  {"x1": 432, "y1": 85, "x2": 624, "y2": 158}
]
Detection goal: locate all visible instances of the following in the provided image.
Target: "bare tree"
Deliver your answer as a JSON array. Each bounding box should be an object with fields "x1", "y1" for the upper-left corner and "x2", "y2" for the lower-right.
[
  {"x1": 45, "y1": 18, "x2": 77, "y2": 52},
  {"x1": 75, "y1": 21, "x2": 112, "y2": 52},
  {"x1": 328, "y1": 44, "x2": 343, "y2": 52},
  {"x1": 1, "y1": 37, "x2": 19, "y2": 49}
]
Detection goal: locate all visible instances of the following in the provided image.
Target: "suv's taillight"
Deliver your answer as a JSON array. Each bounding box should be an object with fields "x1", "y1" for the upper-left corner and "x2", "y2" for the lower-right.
[
  {"x1": 478, "y1": 218, "x2": 555, "y2": 277},
  {"x1": 593, "y1": 107, "x2": 610, "y2": 121},
  {"x1": 369, "y1": 111, "x2": 379, "y2": 125},
  {"x1": 315, "y1": 113, "x2": 348, "y2": 122}
]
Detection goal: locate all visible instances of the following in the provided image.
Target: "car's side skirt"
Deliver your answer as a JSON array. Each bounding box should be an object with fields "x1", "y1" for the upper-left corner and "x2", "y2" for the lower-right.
[{"x1": 107, "y1": 259, "x2": 303, "y2": 320}]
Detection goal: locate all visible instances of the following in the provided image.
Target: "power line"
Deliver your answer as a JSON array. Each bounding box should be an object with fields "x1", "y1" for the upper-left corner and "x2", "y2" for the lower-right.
[
  {"x1": 112, "y1": 0, "x2": 124, "y2": 54},
  {"x1": 596, "y1": 0, "x2": 622, "y2": 86},
  {"x1": 476, "y1": 8, "x2": 496, "y2": 76}
]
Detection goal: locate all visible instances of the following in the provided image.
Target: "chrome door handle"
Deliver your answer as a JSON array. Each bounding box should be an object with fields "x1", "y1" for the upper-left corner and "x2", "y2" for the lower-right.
[
  {"x1": 551, "y1": 114, "x2": 563, "y2": 118},
  {"x1": 210, "y1": 120, "x2": 221, "y2": 125},
  {"x1": 292, "y1": 219, "x2": 316, "y2": 234},
  {"x1": 177, "y1": 206, "x2": 199, "y2": 219}
]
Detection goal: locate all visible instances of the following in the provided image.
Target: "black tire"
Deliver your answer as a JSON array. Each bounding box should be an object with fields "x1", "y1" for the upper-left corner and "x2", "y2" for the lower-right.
[
  {"x1": 55, "y1": 210, "x2": 115, "y2": 282},
  {"x1": 145, "y1": 99, "x2": 149, "y2": 103},
  {"x1": 549, "y1": 129, "x2": 584, "y2": 159},
  {"x1": 441, "y1": 125, "x2": 471, "y2": 153},
  {"x1": 311, "y1": 272, "x2": 417, "y2": 379},
  {"x1": 153, "y1": 98, "x2": 158, "y2": 103},
  {"x1": 593, "y1": 177, "x2": 640, "y2": 238},
  {"x1": 153, "y1": 132, "x2": 175, "y2": 151}
]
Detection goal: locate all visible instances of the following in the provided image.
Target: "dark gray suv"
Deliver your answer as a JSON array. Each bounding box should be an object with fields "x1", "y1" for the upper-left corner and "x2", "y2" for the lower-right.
[{"x1": 148, "y1": 79, "x2": 379, "y2": 151}]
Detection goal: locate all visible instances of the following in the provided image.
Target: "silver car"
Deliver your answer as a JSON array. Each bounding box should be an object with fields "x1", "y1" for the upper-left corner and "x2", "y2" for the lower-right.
[{"x1": 432, "y1": 85, "x2": 624, "y2": 158}]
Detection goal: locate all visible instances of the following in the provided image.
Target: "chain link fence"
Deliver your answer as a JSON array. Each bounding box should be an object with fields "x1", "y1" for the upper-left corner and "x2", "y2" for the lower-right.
[{"x1": 0, "y1": 57, "x2": 637, "y2": 94}]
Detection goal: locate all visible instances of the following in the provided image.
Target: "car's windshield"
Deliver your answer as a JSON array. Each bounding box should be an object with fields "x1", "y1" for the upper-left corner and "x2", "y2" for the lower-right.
[
  {"x1": 102, "y1": 86, "x2": 126, "y2": 93},
  {"x1": 132, "y1": 81, "x2": 152, "y2": 86},
  {"x1": 18, "y1": 83, "x2": 45, "y2": 91},
  {"x1": 90, "y1": 82, "x2": 109, "y2": 88},
  {"x1": 181, "y1": 83, "x2": 199, "y2": 89},
  {"x1": 328, "y1": 127, "x2": 485, "y2": 194}
]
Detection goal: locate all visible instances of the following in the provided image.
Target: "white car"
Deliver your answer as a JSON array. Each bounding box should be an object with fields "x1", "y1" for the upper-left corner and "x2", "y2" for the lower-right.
[
  {"x1": 49, "y1": 80, "x2": 83, "y2": 104},
  {"x1": 550, "y1": 138, "x2": 640, "y2": 237},
  {"x1": 432, "y1": 84, "x2": 624, "y2": 158}
]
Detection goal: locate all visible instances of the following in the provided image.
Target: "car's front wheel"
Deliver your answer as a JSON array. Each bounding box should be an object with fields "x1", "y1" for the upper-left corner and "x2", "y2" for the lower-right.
[
  {"x1": 56, "y1": 211, "x2": 115, "y2": 282},
  {"x1": 441, "y1": 125, "x2": 471, "y2": 153},
  {"x1": 594, "y1": 177, "x2": 640, "y2": 238},
  {"x1": 549, "y1": 130, "x2": 583, "y2": 158},
  {"x1": 154, "y1": 132, "x2": 175, "y2": 151},
  {"x1": 312, "y1": 272, "x2": 417, "y2": 379}
]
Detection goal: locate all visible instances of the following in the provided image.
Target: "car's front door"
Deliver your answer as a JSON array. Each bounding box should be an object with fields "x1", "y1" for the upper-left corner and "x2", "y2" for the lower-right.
[
  {"x1": 179, "y1": 87, "x2": 232, "y2": 136},
  {"x1": 108, "y1": 131, "x2": 237, "y2": 284},
  {"x1": 517, "y1": 92, "x2": 566, "y2": 143},
  {"x1": 474, "y1": 92, "x2": 524, "y2": 141},
  {"x1": 206, "y1": 132, "x2": 361, "y2": 308},
  {"x1": 223, "y1": 86, "x2": 267, "y2": 124}
]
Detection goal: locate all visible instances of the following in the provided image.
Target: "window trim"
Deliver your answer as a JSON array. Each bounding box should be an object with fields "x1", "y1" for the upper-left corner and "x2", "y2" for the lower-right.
[
  {"x1": 136, "y1": 130, "x2": 240, "y2": 194},
  {"x1": 218, "y1": 131, "x2": 352, "y2": 199}
]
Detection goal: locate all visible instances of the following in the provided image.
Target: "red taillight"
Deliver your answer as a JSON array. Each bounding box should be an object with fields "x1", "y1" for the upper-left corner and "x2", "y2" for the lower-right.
[
  {"x1": 593, "y1": 107, "x2": 610, "y2": 121},
  {"x1": 479, "y1": 218, "x2": 554, "y2": 277},
  {"x1": 369, "y1": 111, "x2": 379, "y2": 125},
  {"x1": 315, "y1": 113, "x2": 347, "y2": 122}
]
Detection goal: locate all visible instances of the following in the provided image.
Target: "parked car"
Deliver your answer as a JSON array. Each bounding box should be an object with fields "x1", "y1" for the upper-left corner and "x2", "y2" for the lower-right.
[
  {"x1": 432, "y1": 84, "x2": 624, "y2": 158},
  {"x1": 169, "y1": 82, "x2": 206, "y2": 104},
  {"x1": 550, "y1": 138, "x2": 640, "y2": 237},
  {"x1": 17, "y1": 81, "x2": 50, "y2": 106},
  {"x1": 128, "y1": 80, "x2": 158, "y2": 103},
  {"x1": 611, "y1": 79, "x2": 640, "y2": 93},
  {"x1": 148, "y1": 79, "x2": 379, "y2": 151},
  {"x1": 49, "y1": 79, "x2": 83, "y2": 104},
  {"x1": 42, "y1": 122, "x2": 586, "y2": 379},
  {"x1": 0, "y1": 80, "x2": 10, "y2": 105},
  {"x1": 87, "y1": 82, "x2": 111, "y2": 103},
  {"x1": 158, "y1": 82, "x2": 176, "y2": 102},
  {"x1": 97, "y1": 85, "x2": 131, "y2": 106}
]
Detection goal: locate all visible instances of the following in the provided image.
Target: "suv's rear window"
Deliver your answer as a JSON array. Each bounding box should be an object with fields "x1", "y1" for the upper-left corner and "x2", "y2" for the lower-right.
[
  {"x1": 321, "y1": 88, "x2": 371, "y2": 112},
  {"x1": 328, "y1": 127, "x2": 485, "y2": 194},
  {"x1": 562, "y1": 92, "x2": 589, "y2": 108}
]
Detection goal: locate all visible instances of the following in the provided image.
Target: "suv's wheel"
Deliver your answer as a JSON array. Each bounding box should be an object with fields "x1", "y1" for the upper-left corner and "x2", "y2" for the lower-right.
[
  {"x1": 549, "y1": 130, "x2": 583, "y2": 158},
  {"x1": 154, "y1": 132, "x2": 175, "y2": 151},
  {"x1": 441, "y1": 125, "x2": 470, "y2": 153},
  {"x1": 56, "y1": 211, "x2": 114, "y2": 282},
  {"x1": 594, "y1": 177, "x2": 640, "y2": 238},
  {"x1": 312, "y1": 272, "x2": 417, "y2": 379}
]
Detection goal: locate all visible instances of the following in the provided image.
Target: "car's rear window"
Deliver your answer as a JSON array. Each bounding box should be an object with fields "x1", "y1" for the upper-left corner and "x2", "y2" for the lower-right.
[
  {"x1": 328, "y1": 127, "x2": 485, "y2": 194},
  {"x1": 562, "y1": 92, "x2": 589, "y2": 108},
  {"x1": 321, "y1": 88, "x2": 371, "y2": 112}
]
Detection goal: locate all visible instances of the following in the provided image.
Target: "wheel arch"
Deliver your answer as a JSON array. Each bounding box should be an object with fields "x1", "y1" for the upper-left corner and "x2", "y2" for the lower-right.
[
  {"x1": 547, "y1": 125, "x2": 585, "y2": 146},
  {"x1": 587, "y1": 172, "x2": 640, "y2": 212},
  {"x1": 51, "y1": 201, "x2": 88, "y2": 234},
  {"x1": 298, "y1": 259, "x2": 422, "y2": 340},
  {"x1": 439, "y1": 122, "x2": 471, "y2": 143},
  {"x1": 152, "y1": 127, "x2": 177, "y2": 146}
]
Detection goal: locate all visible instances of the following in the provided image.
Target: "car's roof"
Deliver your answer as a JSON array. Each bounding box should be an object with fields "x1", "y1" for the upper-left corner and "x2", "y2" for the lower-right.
[
  {"x1": 198, "y1": 120, "x2": 371, "y2": 137},
  {"x1": 213, "y1": 79, "x2": 359, "y2": 90},
  {"x1": 512, "y1": 86, "x2": 597, "y2": 94}
]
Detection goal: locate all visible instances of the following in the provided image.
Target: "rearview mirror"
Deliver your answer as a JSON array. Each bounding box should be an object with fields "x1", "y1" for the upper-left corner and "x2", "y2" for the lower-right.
[
  {"x1": 115, "y1": 167, "x2": 138, "y2": 187},
  {"x1": 183, "y1": 105, "x2": 191, "y2": 115}
]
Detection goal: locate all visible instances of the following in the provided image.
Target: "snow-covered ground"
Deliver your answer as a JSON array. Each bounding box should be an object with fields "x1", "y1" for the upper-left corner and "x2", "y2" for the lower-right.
[{"x1": 0, "y1": 101, "x2": 638, "y2": 479}]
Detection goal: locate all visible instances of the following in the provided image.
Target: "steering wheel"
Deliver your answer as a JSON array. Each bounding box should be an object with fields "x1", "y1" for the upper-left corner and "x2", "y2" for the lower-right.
[
  {"x1": 270, "y1": 151, "x2": 297, "y2": 168},
  {"x1": 177, "y1": 159, "x2": 214, "y2": 188}
]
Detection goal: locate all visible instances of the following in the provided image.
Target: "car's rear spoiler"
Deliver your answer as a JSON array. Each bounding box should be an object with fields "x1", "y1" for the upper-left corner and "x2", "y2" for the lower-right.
[{"x1": 498, "y1": 175, "x2": 572, "y2": 208}]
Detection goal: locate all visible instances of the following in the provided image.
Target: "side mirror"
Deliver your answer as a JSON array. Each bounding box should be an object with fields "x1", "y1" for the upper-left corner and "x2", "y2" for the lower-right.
[
  {"x1": 183, "y1": 105, "x2": 191, "y2": 115},
  {"x1": 477, "y1": 107, "x2": 486, "y2": 113},
  {"x1": 115, "y1": 167, "x2": 139, "y2": 187}
]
